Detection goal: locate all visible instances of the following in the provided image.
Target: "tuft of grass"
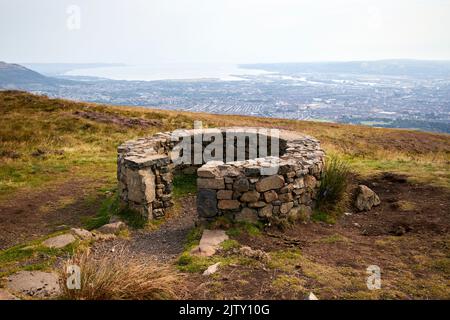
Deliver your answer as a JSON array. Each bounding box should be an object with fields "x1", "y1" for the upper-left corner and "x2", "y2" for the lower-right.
[
  {"x1": 226, "y1": 221, "x2": 263, "y2": 237},
  {"x1": 221, "y1": 239, "x2": 240, "y2": 251},
  {"x1": 311, "y1": 210, "x2": 337, "y2": 224},
  {"x1": 83, "y1": 192, "x2": 147, "y2": 230},
  {"x1": 392, "y1": 200, "x2": 416, "y2": 211},
  {"x1": 316, "y1": 155, "x2": 350, "y2": 211},
  {"x1": 272, "y1": 275, "x2": 306, "y2": 295},
  {"x1": 82, "y1": 194, "x2": 118, "y2": 230},
  {"x1": 60, "y1": 248, "x2": 185, "y2": 300}
]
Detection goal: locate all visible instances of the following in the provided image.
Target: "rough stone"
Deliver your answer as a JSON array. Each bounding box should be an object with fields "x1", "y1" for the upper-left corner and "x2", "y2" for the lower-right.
[
  {"x1": 355, "y1": 185, "x2": 381, "y2": 211},
  {"x1": 256, "y1": 175, "x2": 285, "y2": 192},
  {"x1": 305, "y1": 292, "x2": 319, "y2": 300},
  {"x1": 278, "y1": 192, "x2": 293, "y2": 203},
  {"x1": 248, "y1": 201, "x2": 267, "y2": 208},
  {"x1": 118, "y1": 128, "x2": 325, "y2": 222},
  {"x1": 233, "y1": 178, "x2": 250, "y2": 192},
  {"x1": 197, "y1": 178, "x2": 225, "y2": 190},
  {"x1": 197, "y1": 166, "x2": 219, "y2": 178},
  {"x1": 240, "y1": 191, "x2": 260, "y2": 202},
  {"x1": 258, "y1": 204, "x2": 273, "y2": 218},
  {"x1": 280, "y1": 202, "x2": 294, "y2": 214},
  {"x1": 235, "y1": 208, "x2": 258, "y2": 223},
  {"x1": 70, "y1": 228, "x2": 93, "y2": 240},
  {"x1": 304, "y1": 175, "x2": 317, "y2": 189},
  {"x1": 264, "y1": 190, "x2": 278, "y2": 202},
  {"x1": 218, "y1": 199, "x2": 240, "y2": 210},
  {"x1": 197, "y1": 189, "x2": 218, "y2": 218},
  {"x1": 217, "y1": 190, "x2": 233, "y2": 200},
  {"x1": 7, "y1": 271, "x2": 60, "y2": 298},
  {"x1": 97, "y1": 221, "x2": 127, "y2": 234},
  {"x1": 126, "y1": 168, "x2": 155, "y2": 204},
  {"x1": 203, "y1": 262, "x2": 221, "y2": 276},
  {"x1": 42, "y1": 234, "x2": 76, "y2": 249}
]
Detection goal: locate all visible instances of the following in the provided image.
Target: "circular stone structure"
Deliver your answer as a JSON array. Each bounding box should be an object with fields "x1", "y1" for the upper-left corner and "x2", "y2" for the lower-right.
[{"x1": 117, "y1": 127, "x2": 325, "y2": 223}]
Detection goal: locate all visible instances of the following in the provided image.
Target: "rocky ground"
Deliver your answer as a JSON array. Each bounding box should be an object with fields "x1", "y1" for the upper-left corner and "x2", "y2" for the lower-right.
[{"x1": 0, "y1": 171, "x2": 448, "y2": 300}]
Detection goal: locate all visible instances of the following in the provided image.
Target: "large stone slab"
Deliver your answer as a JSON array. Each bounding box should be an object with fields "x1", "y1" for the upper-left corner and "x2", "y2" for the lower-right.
[
  {"x1": 191, "y1": 229, "x2": 229, "y2": 257},
  {"x1": 197, "y1": 189, "x2": 218, "y2": 218},
  {"x1": 42, "y1": 234, "x2": 76, "y2": 249},
  {"x1": 7, "y1": 271, "x2": 60, "y2": 298},
  {"x1": 197, "y1": 178, "x2": 225, "y2": 189},
  {"x1": 126, "y1": 168, "x2": 155, "y2": 204}
]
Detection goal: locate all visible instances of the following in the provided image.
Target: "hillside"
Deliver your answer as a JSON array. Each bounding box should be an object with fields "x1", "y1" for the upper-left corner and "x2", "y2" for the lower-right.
[
  {"x1": 0, "y1": 90, "x2": 449, "y2": 299},
  {"x1": 0, "y1": 62, "x2": 56, "y2": 87}
]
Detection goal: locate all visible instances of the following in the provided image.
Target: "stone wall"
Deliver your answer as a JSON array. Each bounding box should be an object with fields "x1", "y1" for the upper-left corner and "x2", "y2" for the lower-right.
[{"x1": 117, "y1": 128, "x2": 325, "y2": 222}]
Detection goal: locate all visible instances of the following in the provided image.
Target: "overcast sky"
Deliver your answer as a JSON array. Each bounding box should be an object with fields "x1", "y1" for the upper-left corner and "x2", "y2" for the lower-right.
[{"x1": 1, "y1": 0, "x2": 449, "y2": 64}]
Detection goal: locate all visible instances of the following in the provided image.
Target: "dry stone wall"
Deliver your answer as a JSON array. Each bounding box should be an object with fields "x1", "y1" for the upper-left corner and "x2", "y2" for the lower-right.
[{"x1": 117, "y1": 128, "x2": 325, "y2": 223}]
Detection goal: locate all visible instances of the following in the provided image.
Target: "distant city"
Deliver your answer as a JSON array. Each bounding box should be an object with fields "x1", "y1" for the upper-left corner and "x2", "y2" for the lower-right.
[{"x1": 1, "y1": 60, "x2": 449, "y2": 133}]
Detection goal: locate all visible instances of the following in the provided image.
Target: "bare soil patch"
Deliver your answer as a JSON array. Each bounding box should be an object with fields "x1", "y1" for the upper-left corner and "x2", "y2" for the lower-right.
[{"x1": 0, "y1": 178, "x2": 108, "y2": 249}]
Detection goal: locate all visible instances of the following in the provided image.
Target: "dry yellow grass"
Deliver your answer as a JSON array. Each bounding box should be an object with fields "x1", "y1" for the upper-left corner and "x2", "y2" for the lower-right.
[
  {"x1": 59, "y1": 247, "x2": 186, "y2": 300},
  {"x1": 1, "y1": 90, "x2": 449, "y2": 197}
]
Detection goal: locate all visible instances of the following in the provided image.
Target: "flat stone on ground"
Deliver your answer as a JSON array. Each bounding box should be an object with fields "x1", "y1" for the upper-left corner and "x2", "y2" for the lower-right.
[
  {"x1": 191, "y1": 229, "x2": 229, "y2": 257},
  {"x1": 42, "y1": 233, "x2": 76, "y2": 249},
  {"x1": 7, "y1": 271, "x2": 60, "y2": 298}
]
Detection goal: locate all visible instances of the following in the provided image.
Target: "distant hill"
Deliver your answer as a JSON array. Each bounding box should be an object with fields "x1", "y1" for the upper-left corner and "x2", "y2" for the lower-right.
[
  {"x1": 0, "y1": 62, "x2": 74, "y2": 89},
  {"x1": 241, "y1": 59, "x2": 450, "y2": 77}
]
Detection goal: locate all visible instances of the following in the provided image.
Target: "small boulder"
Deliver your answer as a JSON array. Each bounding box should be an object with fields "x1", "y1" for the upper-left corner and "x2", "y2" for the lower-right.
[
  {"x1": 97, "y1": 221, "x2": 127, "y2": 234},
  {"x1": 355, "y1": 185, "x2": 381, "y2": 211},
  {"x1": 305, "y1": 292, "x2": 319, "y2": 300},
  {"x1": 70, "y1": 228, "x2": 93, "y2": 240},
  {"x1": 203, "y1": 262, "x2": 221, "y2": 276},
  {"x1": 42, "y1": 234, "x2": 76, "y2": 249}
]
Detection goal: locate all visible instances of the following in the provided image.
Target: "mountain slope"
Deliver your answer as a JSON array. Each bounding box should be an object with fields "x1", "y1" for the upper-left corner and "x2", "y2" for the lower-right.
[
  {"x1": 0, "y1": 62, "x2": 73, "y2": 88},
  {"x1": 0, "y1": 90, "x2": 448, "y2": 199}
]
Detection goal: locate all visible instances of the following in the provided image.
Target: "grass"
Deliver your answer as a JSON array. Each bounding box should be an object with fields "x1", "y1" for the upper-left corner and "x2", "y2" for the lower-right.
[
  {"x1": 0, "y1": 232, "x2": 83, "y2": 277},
  {"x1": 176, "y1": 225, "x2": 256, "y2": 273},
  {"x1": 316, "y1": 155, "x2": 350, "y2": 212},
  {"x1": 172, "y1": 173, "x2": 197, "y2": 198},
  {"x1": 59, "y1": 248, "x2": 185, "y2": 300},
  {"x1": 83, "y1": 192, "x2": 147, "y2": 230},
  {"x1": 1, "y1": 90, "x2": 449, "y2": 203}
]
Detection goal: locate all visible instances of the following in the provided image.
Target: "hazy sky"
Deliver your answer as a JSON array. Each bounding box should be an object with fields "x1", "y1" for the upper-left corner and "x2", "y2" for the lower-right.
[{"x1": 1, "y1": 0, "x2": 449, "y2": 64}]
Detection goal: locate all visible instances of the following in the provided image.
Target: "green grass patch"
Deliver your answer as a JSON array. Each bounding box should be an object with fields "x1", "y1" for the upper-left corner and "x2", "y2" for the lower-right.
[
  {"x1": 226, "y1": 221, "x2": 263, "y2": 237},
  {"x1": 0, "y1": 233, "x2": 83, "y2": 277},
  {"x1": 311, "y1": 210, "x2": 337, "y2": 224},
  {"x1": 172, "y1": 173, "x2": 197, "y2": 198},
  {"x1": 316, "y1": 155, "x2": 350, "y2": 213}
]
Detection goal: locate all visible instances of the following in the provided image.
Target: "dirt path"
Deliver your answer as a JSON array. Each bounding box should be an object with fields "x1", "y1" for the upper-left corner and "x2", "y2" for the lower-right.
[
  {"x1": 92, "y1": 196, "x2": 198, "y2": 263},
  {"x1": 0, "y1": 178, "x2": 109, "y2": 249}
]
